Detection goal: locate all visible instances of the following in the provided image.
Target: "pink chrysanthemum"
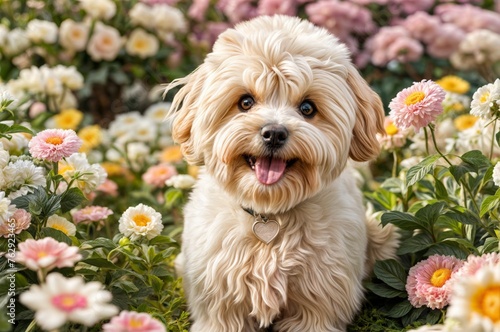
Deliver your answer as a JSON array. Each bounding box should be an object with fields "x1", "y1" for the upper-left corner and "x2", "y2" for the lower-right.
[
  {"x1": 0, "y1": 209, "x2": 31, "y2": 238},
  {"x1": 406, "y1": 254, "x2": 464, "y2": 309},
  {"x1": 28, "y1": 129, "x2": 82, "y2": 162},
  {"x1": 14, "y1": 237, "x2": 82, "y2": 272},
  {"x1": 447, "y1": 252, "x2": 500, "y2": 294},
  {"x1": 142, "y1": 163, "x2": 177, "y2": 188},
  {"x1": 71, "y1": 206, "x2": 113, "y2": 224},
  {"x1": 102, "y1": 310, "x2": 166, "y2": 332},
  {"x1": 389, "y1": 80, "x2": 446, "y2": 132}
]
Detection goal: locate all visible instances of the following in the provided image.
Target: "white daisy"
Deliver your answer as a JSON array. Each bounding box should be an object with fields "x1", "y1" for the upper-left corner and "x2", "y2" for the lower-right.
[
  {"x1": 46, "y1": 214, "x2": 77, "y2": 236},
  {"x1": 3, "y1": 159, "x2": 46, "y2": 189},
  {"x1": 19, "y1": 273, "x2": 118, "y2": 330},
  {"x1": 118, "y1": 203, "x2": 163, "y2": 241},
  {"x1": 58, "y1": 153, "x2": 107, "y2": 194},
  {"x1": 446, "y1": 263, "x2": 500, "y2": 331},
  {"x1": 470, "y1": 79, "x2": 500, "y2": 119},
  {"x1": 0, "y1": 191, "x2": 16, "y2": 226}
]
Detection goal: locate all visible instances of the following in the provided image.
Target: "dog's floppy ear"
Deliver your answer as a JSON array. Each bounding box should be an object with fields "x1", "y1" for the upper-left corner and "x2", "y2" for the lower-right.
[
  {"x1": 165, "y1": 66, "x2": 208, "y2": 165},
  {"x1": 346, "y1": 66, "x2": 385, "y2": 162}
]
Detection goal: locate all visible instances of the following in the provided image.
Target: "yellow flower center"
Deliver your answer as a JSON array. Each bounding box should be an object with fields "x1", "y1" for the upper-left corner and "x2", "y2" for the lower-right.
[
  {"x1": 405, "y1": 91, "x2": 426, "y2": 106},
  {"x1": 480, "y1": 92, "x2": 490, "y2": 104},
  {"x1": 129, "y1": 318, "x2": 144, "y2": 328},
  {"x1": 385, "y1": 123, "x2": 399, "y2": 136},
  {"x1": 50, "y1": 224, "x2": 69, "y2": 235},
  {"x1": 45, "y1": 136, "x2": 64, "y2": 145},
  {"x1": 132, "y1": 214, "x2": 151, "y2": 227},
  {"x1": 472, "y1": 285, "x2": 500, "y2": 322},
  {"x1": 133, "y1": 39, "x2": 147, "y2": 50},
  {"x1": 58, "y1": 164, "x2": 75, "y2": 175},
  {"x1": 454, "y1": 115, "x2": 478, "y2": 131},
  {"x1": 37, "y1": 251, "x2": 47, "y2": 258},
  {"x1": 436, "y1": 75, "x2": 470, "y2": 94},
  {"x1": 430, "y1": 268, "x2": 452, "y2": 287}
]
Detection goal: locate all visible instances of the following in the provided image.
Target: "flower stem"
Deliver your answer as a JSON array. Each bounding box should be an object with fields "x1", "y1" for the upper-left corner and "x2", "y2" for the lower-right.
[
  {"x1": 392, "y1": 150, "x2": 398, "y2": 178},
  {"x1": 489, "y1": 119, "x2": 497, "y2": 160},
  {"x1": 429, "y1": 125, "x2": 452, "y2": 166}
]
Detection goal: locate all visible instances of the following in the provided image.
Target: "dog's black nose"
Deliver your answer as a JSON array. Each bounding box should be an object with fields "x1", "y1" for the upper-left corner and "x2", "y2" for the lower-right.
[{"x1": 261, "y1": 124, "x2": 288, "y2": 148}]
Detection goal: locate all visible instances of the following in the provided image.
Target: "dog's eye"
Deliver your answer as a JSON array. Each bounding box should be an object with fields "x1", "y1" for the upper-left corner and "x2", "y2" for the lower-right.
[
  {"x1": 299, "y1": 100, "x2": 317, "y2": 118},
  {"x1": 238, "y1": 95, "x2": 255, "y2": 112}
]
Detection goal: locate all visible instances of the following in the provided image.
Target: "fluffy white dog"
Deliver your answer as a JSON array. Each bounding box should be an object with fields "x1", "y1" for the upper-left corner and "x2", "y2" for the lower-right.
[{"x1": 166, "y1": 15, "x2": 398, "y2": 332}]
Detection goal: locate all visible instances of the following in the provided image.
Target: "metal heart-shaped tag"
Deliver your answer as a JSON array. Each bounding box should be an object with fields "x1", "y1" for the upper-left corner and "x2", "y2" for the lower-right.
[{"x1": 252, "y1": 218, "x2": 279, "y2": 244}]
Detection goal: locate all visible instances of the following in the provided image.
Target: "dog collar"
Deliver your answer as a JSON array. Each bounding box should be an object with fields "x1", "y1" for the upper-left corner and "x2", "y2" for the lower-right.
[{"x1": 242, "y1": 207, "x2": 280, "y2": 244}]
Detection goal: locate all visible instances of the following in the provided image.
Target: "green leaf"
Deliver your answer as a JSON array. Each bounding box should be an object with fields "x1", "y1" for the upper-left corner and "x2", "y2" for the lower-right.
[
  {"x1": 406, "y1": 154, "x2": 441, "y2": 187},
  {"x1": 165, "y1": 188, "x2": 183, "y2": 209},
  {"x1": 460, "y1": 150, "x2": 491, "y2": 169},
  {"x1": 60, "y1": 187, "x2": 86, "y2": 213},
  {"x1": 443, "y1": 210, "x2": 479, "y2": 225},
  {"x1": 425, "y1": 242, "x2": 470, "y2": 259},
  {"x1": 384, "y1": 300, "x2": 413, "y2": 318},
  {"x1": 415, "y1": 202, "x2": 446, "y2": 228},
  {"x1": 149, "y1": 235, "x2": 175, "y2": 246},
  {"x1": 365, "y1": 188, "x2": 397, "y2": 211},
  {"x1": 365, "y1": 282, "x2": 406, "y2": 298},
  {"x1": 433, "y1": 176, "x2": 449, "y2": 200},
  {"x1": 401, "y1": 307, "x2": 427, "y2": 327},
  {"x1": 426, "y1": 309, "x2": 443, "y2": 324},
  {"x1": 40, "y1": 227, "x2": 72, "y2": 245},
  {"x1": 148, "y1": 275, "x2": 164, "y2": 294},
  {"x1": 373, "y1": 259, "x2": 407, "y2": 291},
  {"x1": 397, "y1": 233, "x2": 434, "y2": 255},
  {"x1": 0, "y1": 123, "x2": 34, "y2": 136},
  {"x1": 449, "y1": 164, "x2": 473, "y2": 183},
  {"x1": 82, "y1": 258, "x2": 119, "y2": 269},
  {"x1": 80, "y1": 238, "x2": 117, "y2": 250},
  {"x1": 381, "y1": 211, "x2": 428, "y2": 232},
  {"x1": 480, "y1": 196, "x2": 499, "y2": 217}
]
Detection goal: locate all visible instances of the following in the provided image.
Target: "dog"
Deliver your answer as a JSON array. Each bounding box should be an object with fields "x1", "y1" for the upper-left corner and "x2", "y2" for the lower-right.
[{"x1": 165, "y1": 15, "x2": 398, "y2": 332}]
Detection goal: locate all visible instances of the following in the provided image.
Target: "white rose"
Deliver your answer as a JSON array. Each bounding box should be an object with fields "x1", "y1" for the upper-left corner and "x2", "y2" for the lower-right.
[
  {"x1": 26, "y1": 19, "x2": 58, "y2": 44},
  {"x1": 125, "y1": 28, "x2": 159, "y2": 59},
  {"x1": 59, "y1": 19, "x2": 89, "y2": 51},
  {"x1": 79, "y1": 0, "x2": 116, "y2": 20},
  {"x1": 129, "y1": 3, "x2": 156, "y2": 30},
  {"x1": 3, "y1": 28, "x2": 30, "y2": 56},
  {"x1": 153, "y1": 5, "x2": 186, "y2": 33},
  {"x1": 86, "y1": 23, "x2": 123, "y2": 61}
]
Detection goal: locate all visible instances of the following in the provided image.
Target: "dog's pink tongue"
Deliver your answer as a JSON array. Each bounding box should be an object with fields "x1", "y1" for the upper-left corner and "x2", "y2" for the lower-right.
[{"x1": 255, "y1": 156, "x2": 286, "y2": 185}]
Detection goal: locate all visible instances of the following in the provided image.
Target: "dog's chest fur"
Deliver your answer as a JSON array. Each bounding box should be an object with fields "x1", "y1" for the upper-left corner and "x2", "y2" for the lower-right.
[{"x1": 180, "y1": 170, "x2": 367, "y2": 328}]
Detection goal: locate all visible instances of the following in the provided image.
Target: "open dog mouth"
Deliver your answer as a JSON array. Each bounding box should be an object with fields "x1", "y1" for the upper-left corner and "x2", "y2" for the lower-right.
[{"x1": 244, "y1": 155, "x2": 297, "y2": 185}]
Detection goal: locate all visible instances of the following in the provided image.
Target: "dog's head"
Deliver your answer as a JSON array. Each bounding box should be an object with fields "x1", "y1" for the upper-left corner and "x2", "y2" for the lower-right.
[{"x1": 167, "y1": 15, "x2": 384, "y2": 214}]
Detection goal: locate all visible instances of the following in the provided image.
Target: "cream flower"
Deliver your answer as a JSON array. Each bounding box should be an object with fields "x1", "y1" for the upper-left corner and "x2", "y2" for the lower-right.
[
  {"x1": 470, "y1": 79, "x2": 500, "y2": 119},
  {"x1": 125, "y1": 28, "x2": 159, "y2": 59},
  {"x1": 52, "y1": 65, "x2": 84, "y2": 90},
  {"x1": 3, "y1": 28, "x2": 30, "y2": 56},
  {"x1": 152, "y1": 4, "x2": 186, "y2": 33},
  {"x1": 46, "y1": 214, "x2": 77, "y2": 236},
  {"x1": 446, "y1": 263, "x2": 500, "y2": 331},
  {"x1": 79, "y1": 0, "x2": 116, "y2": 20},
  {"x1": 118, "y1": 204, "x2": 163, "y2": 241},
  {"x1": 129, "y1": 3, "x2": 156, "y2": 30},
  {"x1": 86, "y1": 23, "x2": 123, "y2": 62},
  {"x1": 0, "y1": 191, "x2": 16, "y2": 226},
  {"x1": 59, "y1": 19, "x2": 89, "y2": 51},
  {"x1": 165, "y1": 174, "x2": 196, "y2": 189},
  {"x1": 58, "y1": 153, "x2": 107, "y2": 194},
  {"x1": 26, "y1": 19, "x2": 58, "y2": 44},
  {"x1": 19, "y1": 273, "x2": 118, "y2": 330},
  {"x1": 2, "y1": 159, "x2": 46, "y2": 189}
]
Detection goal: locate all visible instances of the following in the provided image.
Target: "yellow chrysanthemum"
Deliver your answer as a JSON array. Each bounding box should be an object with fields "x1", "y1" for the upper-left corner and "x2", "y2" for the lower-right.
[
  {"x1": 78, "y1": 125, "x2": 102, "y2": 153},
  {"x1": 159, "y1": 145, "x2": 183, "y2": 163},
  {"x1": 53, "y1": 108, "x2": 84, "y2": 130},
  {"x1": 436, "y1": 75, "x2": 470, "y2": 94},
  {"x1": 454, "y1": 114, "x2": 478, "y2": 131},
  {"x1": 100, "y1": 162, "x2": 124, "y2": 177},
  {"x1": 46, "y1": 215, "x2": 76, "y2": 236}
]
